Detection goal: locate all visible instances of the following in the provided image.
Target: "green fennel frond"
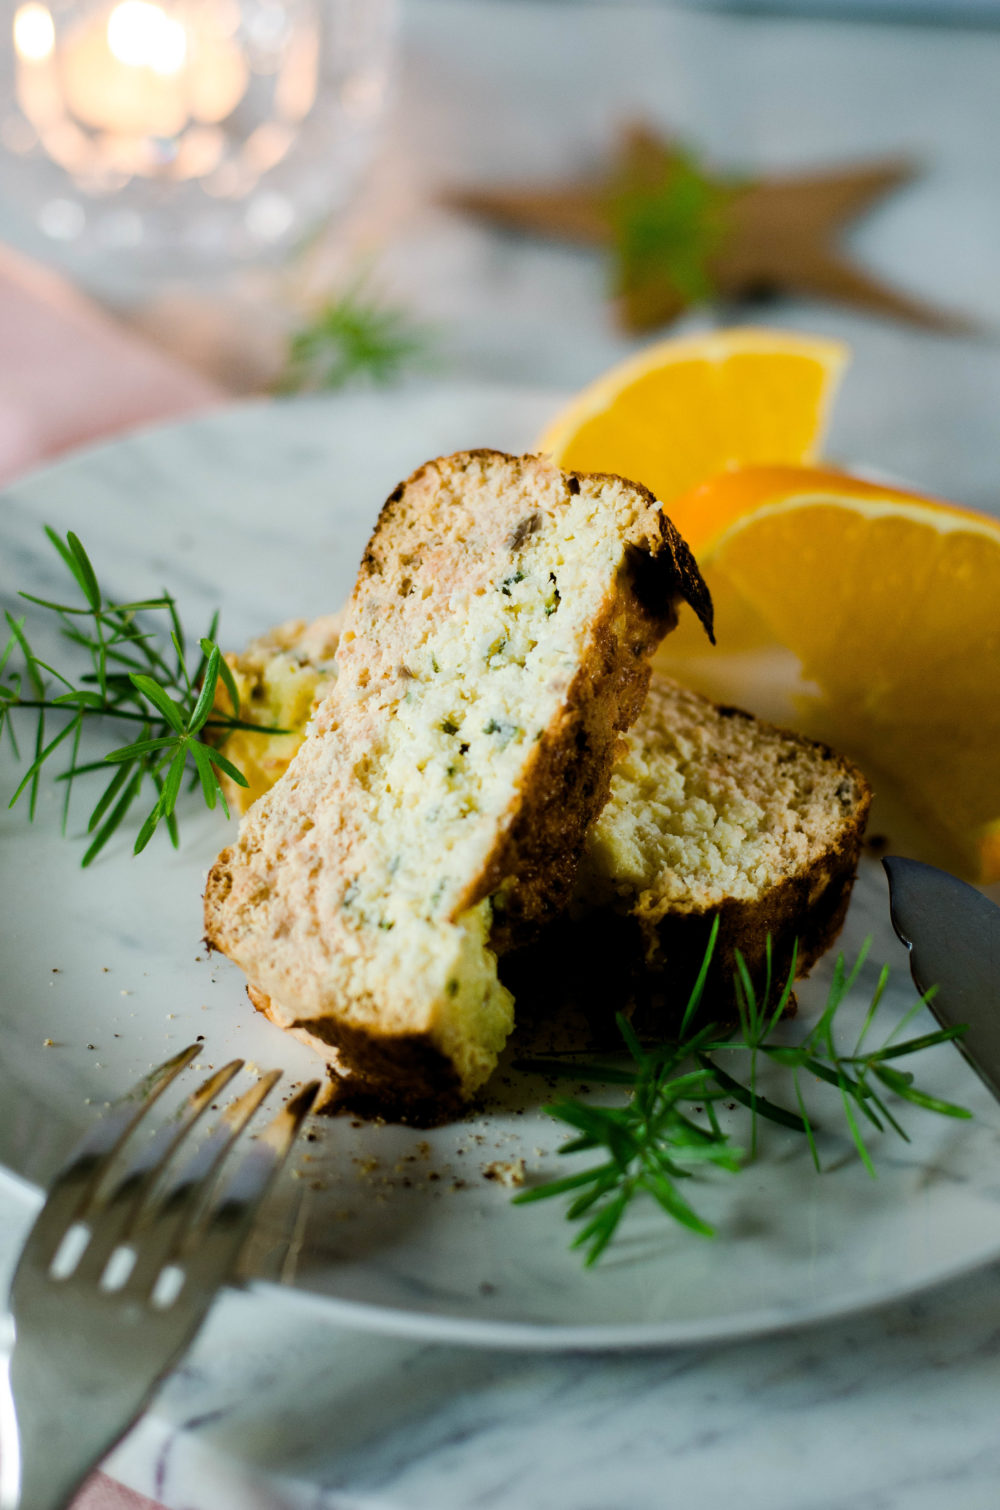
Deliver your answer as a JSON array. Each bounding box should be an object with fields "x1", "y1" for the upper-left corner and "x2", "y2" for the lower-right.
[
  {"x1": 515, "y1": 920, "x2": 970, "y2": 1266},
  {"x1": 278, "y1": 278, "x2": 438, "y2": 393},
  {"x1": 1, "y1": 528, "x2": 282, "y2": 864}
]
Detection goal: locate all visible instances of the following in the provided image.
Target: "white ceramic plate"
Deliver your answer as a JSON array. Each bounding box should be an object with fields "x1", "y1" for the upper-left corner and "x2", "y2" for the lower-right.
[{"x1": 2, "y1": 384, "x2": 1000, "y2": 1352}]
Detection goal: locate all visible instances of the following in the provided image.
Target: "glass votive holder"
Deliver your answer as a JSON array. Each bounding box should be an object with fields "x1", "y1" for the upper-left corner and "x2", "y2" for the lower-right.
[{"x1": 0, "y1": 0, "x2": 396, "y2": 293}]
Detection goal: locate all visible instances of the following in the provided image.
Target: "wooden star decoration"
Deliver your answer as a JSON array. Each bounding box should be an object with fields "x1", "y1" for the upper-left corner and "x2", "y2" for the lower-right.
[{"x1": 447, "y1": 124, "x2": 971, "y2": 334}]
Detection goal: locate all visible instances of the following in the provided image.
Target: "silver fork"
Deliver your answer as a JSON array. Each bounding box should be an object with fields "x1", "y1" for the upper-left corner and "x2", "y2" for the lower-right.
[{"x1": 0, "y1": 1045, "x2": 319, "y2": 1510}]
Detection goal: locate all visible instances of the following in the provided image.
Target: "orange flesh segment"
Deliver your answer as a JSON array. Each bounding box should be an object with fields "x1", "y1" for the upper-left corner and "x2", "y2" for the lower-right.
[
  {"x1": 538, "y1": 330, "x2": 847, "y2": 520},
  {"x1": 683, "y1": 465, "x2": 1000, "y2": 883}
]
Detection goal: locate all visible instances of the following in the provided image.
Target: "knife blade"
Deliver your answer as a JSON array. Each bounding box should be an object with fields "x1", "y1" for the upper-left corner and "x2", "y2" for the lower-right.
[{"x1": 883, "y1": 855, "x2": 1000, "y2": 1103}]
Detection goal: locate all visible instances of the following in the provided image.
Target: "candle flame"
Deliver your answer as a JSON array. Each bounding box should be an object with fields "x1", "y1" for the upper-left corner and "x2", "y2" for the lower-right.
[
  {"x1": 106, "y1": 1, "x2": 187, "y2": 76},
  {"x1": 13, "y1": 3, "x2": 55, "y2": 62}
]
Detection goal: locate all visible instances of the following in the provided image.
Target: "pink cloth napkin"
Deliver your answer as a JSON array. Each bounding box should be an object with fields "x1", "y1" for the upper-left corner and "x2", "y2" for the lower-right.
[
  {"x1": 76, "y1": 1475, "x2": 164, "y2": 1510},
  {"x1": 0, "y1": 244, "x2": 223, "y2": 488},
  {"x1": 0, "y1": 244, "x2": 226, "y2": 1509}
]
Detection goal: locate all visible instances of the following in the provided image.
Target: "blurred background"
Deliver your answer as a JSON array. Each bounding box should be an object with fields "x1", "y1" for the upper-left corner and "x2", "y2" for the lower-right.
[{"x1": 1, "y1": 0, "x2": 999, "y2": 491}]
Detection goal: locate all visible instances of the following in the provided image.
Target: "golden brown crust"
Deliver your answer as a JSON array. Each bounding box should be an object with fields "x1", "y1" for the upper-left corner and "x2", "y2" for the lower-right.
[
  {"x1": 473, "y1": 490, "x2": 714, "y2": 950},
  {"x1": 360, "y1": 451, "x2": 713, "y2": 644},
  {"x1": 246, "y1": 983, "x2": 465, "y2": 1123},
  {"x1": 636, "y1": 796, "x2": 867, "y2": 1026},
  {"x1": 504, "y1": 823, "x2": 866, "y2": 1034},
  {"x1": 461, "y1": 582, "x2": 651, "y2": 945},
  {"x1": 627, "y1": 708, "x2": 872, "y2": 935},
  {"x1": 446, "y1": 457, "x2": 713, "y2": 943},
  {"x1": 204, "y1": 449, "x2": 712, "y2": 1112},
  {"x1": 503, "y1": 697, "x2": 872, "y2": 1032}
]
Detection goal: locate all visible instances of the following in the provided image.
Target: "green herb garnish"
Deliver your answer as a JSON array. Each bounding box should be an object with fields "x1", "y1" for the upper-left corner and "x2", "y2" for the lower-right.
[
  {"x1": 0, "y1": 528, "x2": 278, "y2": 864},
  {"x1": 514, "y1": 919, "x2": 970, "y2": 1266},
  {"x1": 606, "y1": 143, "x2": 738, "y2": 308},
  {"x1": 279, "y1": 277, "x2": 437, "y2": 393}
]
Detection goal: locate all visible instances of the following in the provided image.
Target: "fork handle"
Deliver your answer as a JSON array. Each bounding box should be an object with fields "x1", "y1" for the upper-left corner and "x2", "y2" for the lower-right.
[{"x1": 1, "y1": 1345, "x2": 144, "y2": 1510}]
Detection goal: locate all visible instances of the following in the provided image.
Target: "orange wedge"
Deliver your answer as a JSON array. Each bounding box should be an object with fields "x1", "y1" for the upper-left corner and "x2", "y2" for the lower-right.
[
  {"x1": 537, "y1": 328, "x2": 848, "y2": 528},
  {"x1": 668, "y1": 464, "x2": 1000, "y2": 884}
]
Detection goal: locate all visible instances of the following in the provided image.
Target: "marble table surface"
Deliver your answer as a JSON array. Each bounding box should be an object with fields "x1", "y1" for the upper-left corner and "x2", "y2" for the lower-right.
[
  {"x1": 4, "y1": 1, "x2": 1000, "y2": 1507},
  {"x1": 5, "y1": 1188, "x2": 1000, "y2": 1510}
]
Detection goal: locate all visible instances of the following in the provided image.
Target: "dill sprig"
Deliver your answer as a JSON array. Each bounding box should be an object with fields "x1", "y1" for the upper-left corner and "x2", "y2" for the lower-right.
[
  {"x1": 278, "y1": 278, "x2": 437, "y2": 393},
  {"x1": 0, "y1": 527, "x2": 278, "y2": 865},
  {"x1": 514, "y1": 919, "x2": 971, "y2": 1265}
]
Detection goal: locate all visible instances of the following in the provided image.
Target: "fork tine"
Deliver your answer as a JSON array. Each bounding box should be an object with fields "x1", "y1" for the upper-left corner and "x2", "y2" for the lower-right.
[
  {"x1": 72, "y1": 1059, "x2": 246, "y2": 1284},
  {"x1": 124, "y1": 1070, "x2": 285, "y2": 1298},
  {"x1": 11, "y1": 1044, "x2": 201, "y2": 1281},
  {"x1": 156, "y1": 1080, "x2": 321, "y2": 1298},
  {"x1": 4, "y1": 1051, "x2": 317, "y2": 1510}
]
